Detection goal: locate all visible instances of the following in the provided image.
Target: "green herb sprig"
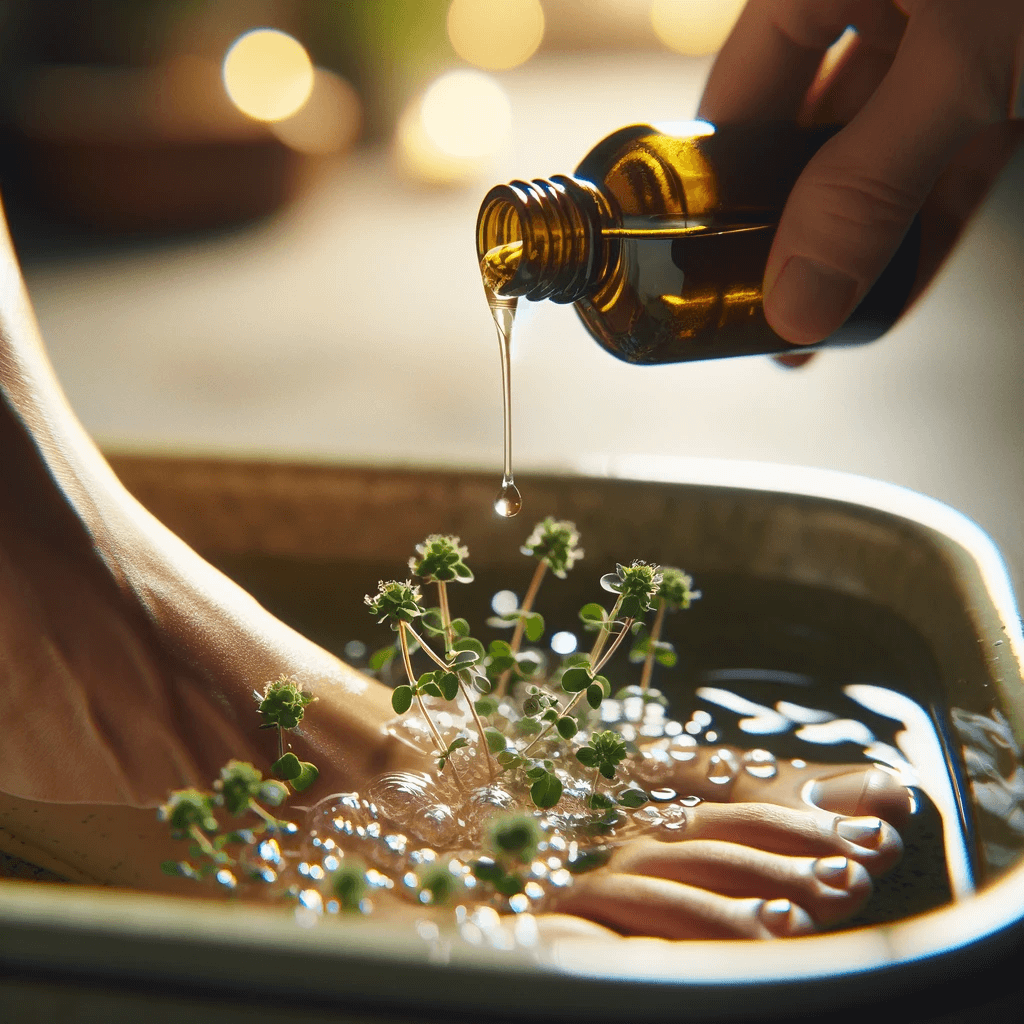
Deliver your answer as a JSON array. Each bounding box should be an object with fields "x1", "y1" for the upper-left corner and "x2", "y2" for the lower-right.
[
  {"x1": 256, "y1": 675, "x2": 320, "y2": 791},
  {"x1": 159, "y1": 761, "x2": 294, "y2": 883}
]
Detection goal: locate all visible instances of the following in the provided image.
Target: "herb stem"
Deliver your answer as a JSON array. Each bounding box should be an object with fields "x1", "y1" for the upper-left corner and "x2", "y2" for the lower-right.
[
  {"x1": 188, "y1": 823, "x2": 222, "y2": 862},
  {"x1": 248, "y1": 800, "x2": 280, "y2": 830},
  {"x1": 589, "y1": 595, "x2": 623, "y2": 667},
  {"x1": 437, "y1": 581, "x2": 454, "y2": 653},
  {"x1": 496, "y1": 560, "x2": 548, "y2": 697},
  {"x1": 639, "y1": 600, "x2": 666, "y2": 693},
  {"x1": 399, "y1": 622, "x2": 454, "y2": 774},
  {"x1": 404, "y1": 625, "x2": 450, "y2": 672},
  {"x1": 276, "y1": 723, "x2": 284, "y2": 761},
  {"x1": 459, "y1": 679, "x2": 497, "y2": 781},
  {"x1": 592, "y1": 616, "x2": 634, "y2": 676},
  {"x1": 592, "y1": 767, "x2": 601, "y2": 800},
  {"x1": 406, "y1": 627, "x2": 496, "y2": 780},
  {"x1": 521, "y1": 616, "x2": 634, "y2": 756}
]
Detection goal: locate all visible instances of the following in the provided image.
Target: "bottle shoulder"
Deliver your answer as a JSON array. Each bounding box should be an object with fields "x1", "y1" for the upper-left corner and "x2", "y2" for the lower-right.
[{"x1": 573, "y1": 121, "x2": 841, "y2": 222}]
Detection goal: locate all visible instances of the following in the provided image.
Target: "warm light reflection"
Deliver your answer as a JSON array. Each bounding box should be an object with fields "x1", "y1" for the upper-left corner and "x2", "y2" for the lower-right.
[
  {"x1": 270, "y1": 68, "x2": 361, "y2": 155},
  {"x1": 650, "y1": 0, "x2": 745, "y2": 56},
  {"x1": 447, "y1": 0, "x2": 545, "y2": 70},
  {"x1": 395, "y1": 70, "x2": 511, "y2": 185},
  {"x1": 222, "y1": 28, "x2": 314, "y2": 122}
]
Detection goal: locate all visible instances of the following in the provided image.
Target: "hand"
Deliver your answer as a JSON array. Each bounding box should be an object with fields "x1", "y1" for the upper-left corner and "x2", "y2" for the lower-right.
[{"x1": 699, "y1": 0, "x2": 1024, "y2": 346}]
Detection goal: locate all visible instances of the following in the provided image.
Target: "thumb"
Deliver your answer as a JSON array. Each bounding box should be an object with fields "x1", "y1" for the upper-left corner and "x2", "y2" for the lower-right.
[{"x1": 764, "y1": 14, "x2": 1010, "y2": 345}]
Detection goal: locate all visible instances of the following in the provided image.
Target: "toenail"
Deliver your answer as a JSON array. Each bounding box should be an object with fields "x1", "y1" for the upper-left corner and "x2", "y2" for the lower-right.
[
  {"x1": 813, "y1": 855, "x2": 850, "y2": 885},
  {"x1": 835, "y1": 816, "x2": 883, "y2": 847},
  {"x1": 759, "y1": 898, "x2": 793, "y2": 924},
  {"x1": 758, "y1": 898, "x2": 814, "y2": 937}
]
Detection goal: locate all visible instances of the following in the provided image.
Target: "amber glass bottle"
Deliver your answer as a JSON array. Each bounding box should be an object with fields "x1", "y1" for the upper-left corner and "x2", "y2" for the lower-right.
[{"x1": 477, "y1": 121, "x2": 919, "y2": 364}]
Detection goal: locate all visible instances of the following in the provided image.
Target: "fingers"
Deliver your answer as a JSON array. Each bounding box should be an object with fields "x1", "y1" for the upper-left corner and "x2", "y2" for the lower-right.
[
  {"x1": 554, "y1": 871, "x2": 815, "y2": 940},
  {"x1": 698, "y1": 0, "x2": 907, "y2": 123},
  {"x1": 763, "y1": 3, "x2": 1022, "y2": 343},
  {"x1": 608, "y1": 838, "x2": 872, "y2": 926}
]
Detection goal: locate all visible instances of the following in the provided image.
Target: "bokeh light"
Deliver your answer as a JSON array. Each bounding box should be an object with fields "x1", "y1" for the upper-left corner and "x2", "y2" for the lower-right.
[
  {"x1": 650, "y1": 0, "x2": 745, "y2": 57},
  {"x1": 447, "y1": 0, "x2": 545, "y2": 71},
  {"x1": 270, "y1": 68, "x2": 361, "y2": 155},
  {"x1": 550, "y1": 631, "x2": 578, "y2": 655},
  {"x1": 222, "y1": 28, "x2": 315, "y2": 123},
  {"x1": 421, "y1": 70, "x2": 510, "y2": 159},
  {"x1": 395, "y1": 70, "x2": 511, "y2": 185}
]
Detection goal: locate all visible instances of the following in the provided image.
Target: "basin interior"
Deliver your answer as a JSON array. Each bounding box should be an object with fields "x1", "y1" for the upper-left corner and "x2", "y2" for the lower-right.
[{"x1": 101, "y1": 455, "x2": 1024, "y2": 911}]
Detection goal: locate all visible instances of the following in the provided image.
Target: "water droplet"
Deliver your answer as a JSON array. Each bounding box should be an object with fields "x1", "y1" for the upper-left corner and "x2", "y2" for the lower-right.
[
  {"x1": 298, "y1": 888, "x2": 323, "y2": 912},
  {"x1": 650, "y1": 788, "x2": 678, "y2": 802},
  {"x1": 384, "y1": 833, "x2": 408, "y2": 854},
  {"x1": 494, "y1": 478, "x2": 522, "y2": 518},
  {"x1": 258, "y1": 839, "x2": 281, "y2": 864},
  {"x1": 678, "y1": 794, "x2": 702, "y2": 807},
  {"x1": 742, "y1": 748, "x2": 778, "y2": 779},
  {"x1": 706, "y1": 749, "x2": 739, "y2": 785}
]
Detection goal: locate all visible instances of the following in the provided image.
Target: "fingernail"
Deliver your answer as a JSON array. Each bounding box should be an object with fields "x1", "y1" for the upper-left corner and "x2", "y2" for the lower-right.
[
  {"x1": 835, "y1": 816, "x2": 883, "y2": 848},
  {"x1": 812, "y1": 855, "x2": 850, "y2": 886},
  {"x1": 766, "y1": 256, "x2": 858, "y2": 345}
]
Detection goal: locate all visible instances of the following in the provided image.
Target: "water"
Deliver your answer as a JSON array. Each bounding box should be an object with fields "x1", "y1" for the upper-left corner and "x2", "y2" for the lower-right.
[{"x1": 211, "y1": 555, "x2": 971, "y2": 927}]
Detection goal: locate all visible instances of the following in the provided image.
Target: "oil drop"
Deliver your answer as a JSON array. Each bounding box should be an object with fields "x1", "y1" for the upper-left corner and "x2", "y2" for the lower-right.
[{"x1": 482, "y1": 241, "x2": 523, "y2": 518}]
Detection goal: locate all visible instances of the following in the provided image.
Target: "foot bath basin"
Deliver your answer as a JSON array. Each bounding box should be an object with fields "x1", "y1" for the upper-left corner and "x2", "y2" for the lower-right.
[{"x1": 1, "y1": 455, "x2": 1022, "y2": 1022}]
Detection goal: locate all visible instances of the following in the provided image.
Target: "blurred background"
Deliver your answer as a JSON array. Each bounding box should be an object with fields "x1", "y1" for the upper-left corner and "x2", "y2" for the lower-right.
[{"x1": 0, "y1": 0, "x2": 1021, "y2": 593}]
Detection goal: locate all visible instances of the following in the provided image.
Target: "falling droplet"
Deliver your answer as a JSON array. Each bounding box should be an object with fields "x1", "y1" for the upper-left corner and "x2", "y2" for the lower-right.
[{"x1": 494, "y1": 477, "x2": 522, "y2": 518}]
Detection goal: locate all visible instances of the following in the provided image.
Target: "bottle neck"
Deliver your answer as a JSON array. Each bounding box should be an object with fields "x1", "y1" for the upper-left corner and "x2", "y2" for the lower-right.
[{"x1": 476, "y1": 175, "x2": 612, "y2": 304}]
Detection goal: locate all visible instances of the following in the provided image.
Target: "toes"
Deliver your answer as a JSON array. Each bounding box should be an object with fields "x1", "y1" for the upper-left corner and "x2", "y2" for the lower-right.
[
  {"x1": 553, "y1": 872, "x2": 816, "y2": 940},
  {"x1": 650, "y1": 801, "x2": 903, "y2": 874},
  {"x1": 678, "y1": 748, "x2": 913, "y2": 829},
  {"x1": 608, "y1": 838, "x2": 873, "y2": 926},
  {"x1": 806, "y1": 768, "x2": 913, "y2": 827}
]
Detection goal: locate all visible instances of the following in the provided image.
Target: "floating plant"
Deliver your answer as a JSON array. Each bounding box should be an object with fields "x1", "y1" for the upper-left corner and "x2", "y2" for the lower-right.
[{"x1": 158, "y1": 521, "x2": 707, "y2": 920}]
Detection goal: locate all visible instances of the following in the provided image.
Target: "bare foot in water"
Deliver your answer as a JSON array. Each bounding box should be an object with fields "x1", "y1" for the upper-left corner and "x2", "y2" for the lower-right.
[{"x1": 0, "y1": 208, "x2": 909, "y2": 938}]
